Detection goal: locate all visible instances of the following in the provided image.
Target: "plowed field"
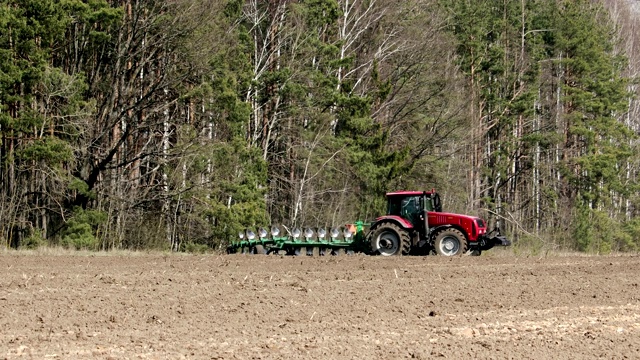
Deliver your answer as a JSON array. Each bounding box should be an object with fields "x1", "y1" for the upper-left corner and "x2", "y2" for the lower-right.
[{"x1": 1, "y1": 252, "x2": 639, "y2": 359}]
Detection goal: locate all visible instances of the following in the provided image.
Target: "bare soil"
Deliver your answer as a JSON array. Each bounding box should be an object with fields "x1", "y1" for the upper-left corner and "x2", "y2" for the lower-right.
[{"x1": 1, "y1": 251, "x2": 639, "y2": 359}]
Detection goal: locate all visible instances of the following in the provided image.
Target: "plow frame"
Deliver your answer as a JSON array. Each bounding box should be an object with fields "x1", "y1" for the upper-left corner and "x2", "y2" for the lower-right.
[{"x1": 227, "y1": 222, "x2": 369, "y2": 255}]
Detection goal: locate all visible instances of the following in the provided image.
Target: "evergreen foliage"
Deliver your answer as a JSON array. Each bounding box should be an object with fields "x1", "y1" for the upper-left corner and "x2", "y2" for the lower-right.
[{"x1": 1, "y1": 0, "x2": 639, "y2": 253}]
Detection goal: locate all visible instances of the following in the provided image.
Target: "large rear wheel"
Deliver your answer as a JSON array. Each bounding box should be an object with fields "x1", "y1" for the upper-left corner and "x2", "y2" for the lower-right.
[
  {"x1": 370, "y1": 222, "x2": 411, "y2": 256},
  {"x1": 434, "y1": 228, "x2": 468, "y2": 256}
]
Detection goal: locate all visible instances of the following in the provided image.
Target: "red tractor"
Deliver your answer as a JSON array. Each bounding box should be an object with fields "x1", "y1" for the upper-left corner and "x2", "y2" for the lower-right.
[{"x1": 368, "y1": 190, "x2": 510, "y2": 256}]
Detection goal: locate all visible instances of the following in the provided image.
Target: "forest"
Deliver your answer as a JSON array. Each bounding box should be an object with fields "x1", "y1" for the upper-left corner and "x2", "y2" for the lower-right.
[{"x1": 1, "y1": 0, "x2": 640, "y2": 253}]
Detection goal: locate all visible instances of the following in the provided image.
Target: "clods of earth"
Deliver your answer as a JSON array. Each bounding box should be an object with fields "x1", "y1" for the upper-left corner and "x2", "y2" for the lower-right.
[{"x1": 1, "y1": 252, "x2": 639, "y2": 359}]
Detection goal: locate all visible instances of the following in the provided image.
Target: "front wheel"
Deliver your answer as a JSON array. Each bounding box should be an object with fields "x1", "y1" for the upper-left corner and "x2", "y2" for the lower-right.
[
  {"x1": 370, "y1": 222, "x2": 411, "y2": 256},
  {"x1": 434, "y1": 228, "x2": 468, "y2": 256}
]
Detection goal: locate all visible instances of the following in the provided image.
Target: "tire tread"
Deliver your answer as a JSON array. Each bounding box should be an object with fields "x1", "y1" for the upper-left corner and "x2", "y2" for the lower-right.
[{"x1": 369, "y1": 222, "x2": 411, "y2": 256}]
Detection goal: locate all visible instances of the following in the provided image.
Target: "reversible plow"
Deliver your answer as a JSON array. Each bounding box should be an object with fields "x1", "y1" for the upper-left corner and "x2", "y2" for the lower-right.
[
  {"x1": 227, "y1": 222, "x2": 368, "y2": 256},
  {"x1": 227, "y1": 190, "x2": 511, "y2": 257}
]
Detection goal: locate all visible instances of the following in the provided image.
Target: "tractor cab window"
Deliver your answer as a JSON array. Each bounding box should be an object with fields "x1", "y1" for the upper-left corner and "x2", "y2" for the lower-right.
[
  {"x1": 387, "y1": 195, "x2": 420, "y2": 219},
  {"x1": 387, "y1": 197, "x2": 401, "y2": 216},
  {"x1": 425, "y1": 196, "x2": 433, "y2": 211},
  {"x1": 432, "y1": 193, "x2": 442, "y2": 212},
  {"x1": 423, "y1": 193, "x2": 442, "y2": 212},
  {"x1": 400, "y1": 196, "x2": 421, "y2": 224}
]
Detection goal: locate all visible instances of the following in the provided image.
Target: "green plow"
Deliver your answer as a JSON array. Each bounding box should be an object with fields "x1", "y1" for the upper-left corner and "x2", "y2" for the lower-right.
[{"x1": 226, "y1": 222, "x2": 369, "y2": 255}]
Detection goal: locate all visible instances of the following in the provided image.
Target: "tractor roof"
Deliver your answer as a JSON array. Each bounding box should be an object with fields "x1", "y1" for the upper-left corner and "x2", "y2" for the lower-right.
[{"x1": 386, "y1": 190, "x2": 435, "y2": 197}]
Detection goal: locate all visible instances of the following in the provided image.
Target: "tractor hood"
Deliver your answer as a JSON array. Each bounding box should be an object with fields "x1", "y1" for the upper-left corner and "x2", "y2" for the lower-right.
[
  {"x1": 428, "y1": 211, "x2": 482, "y2": 226},
  {"x1": 428, "y1": 211, "x2": 487, "y2": 241}
]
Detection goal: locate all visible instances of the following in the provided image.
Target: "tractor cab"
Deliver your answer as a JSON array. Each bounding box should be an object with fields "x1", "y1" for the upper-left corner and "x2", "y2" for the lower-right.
[{"x1": 386, "y1": 190, "x2": 442, "y2": 228}]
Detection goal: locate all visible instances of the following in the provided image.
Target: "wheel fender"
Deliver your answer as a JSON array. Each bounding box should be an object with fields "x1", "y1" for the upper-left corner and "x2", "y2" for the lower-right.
[{"x1": 370, "y1": 215, "x2": 414, "y2": 232}]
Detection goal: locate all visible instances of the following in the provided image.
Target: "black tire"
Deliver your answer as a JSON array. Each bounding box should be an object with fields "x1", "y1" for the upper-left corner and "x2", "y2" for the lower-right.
[
  {"x1": 434, "y1": 228, "x2": 468, "y2": 256},
  {"x1": 370, "y1": 222, "x2": 411, "y2": 256}
]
